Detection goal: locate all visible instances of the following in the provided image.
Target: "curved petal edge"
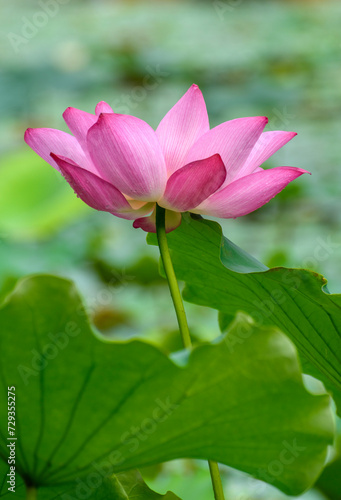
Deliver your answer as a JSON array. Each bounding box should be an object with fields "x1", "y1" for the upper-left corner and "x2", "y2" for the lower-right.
[{"x1": 195, "y1": 167, "x2": 310, "y2": 218}]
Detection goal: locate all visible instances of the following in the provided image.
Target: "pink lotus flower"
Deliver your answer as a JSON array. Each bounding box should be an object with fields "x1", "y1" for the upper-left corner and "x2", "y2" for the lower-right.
[{"x1": 25, "y1": 85, "x2": 309, "y2": 232}]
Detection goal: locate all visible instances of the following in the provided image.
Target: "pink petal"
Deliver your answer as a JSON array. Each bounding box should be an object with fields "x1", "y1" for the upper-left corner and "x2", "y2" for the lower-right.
[
  {"x1": 160, "y1": 154, "x2": 226, "y2": 211},
  {"x1": 184, "y1": 117, "x2": 268, "y2": 186},
  {"x1": 51, "y1": 154, "x2": 130, "y2": 212},
  {"x1": 194, "y1": 167, "x2": 310, "y2": 218},
  {"x1": 156, "y1": 84, "x2": 210, "y2": 176},
  {"x1": 133, "y1": 206, "x2": 182, "y2": 233},
  {"x1": 51, "y1": 154, "x2": 154, "y2": 220},
  {"x1": 95, "y1": 101, "x2": 114, "y2": 115},
  {"x1": 87, "y1": 114, "x2": 167, "y2": 201},
  {"x1": 233, "y1": 131, "x2": 297, "y2": 180},
  {"x1": 63, "y1": 107, "x2": 98, "y2": 153},
  {"x1": 24, "y1": 128, "x2": 97, "y2": 174}
]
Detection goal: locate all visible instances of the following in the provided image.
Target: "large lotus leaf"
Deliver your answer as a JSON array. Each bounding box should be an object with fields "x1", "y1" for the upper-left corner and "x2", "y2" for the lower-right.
[
  {"x1": 315, "y1": 455, "x2": 341, "y2": 500},
  {"x1": 0, "y1": 461, "x2": 179, "y2": 499},
  {"x1": 0, "y1": 275, "x2": 334, "y2": 497},
  {"x1": 147, "y1": 214, "x2": 341, "y2": 413},
  {"x1": 108, "y1": 470, "x2": 180, "y2": 500}
]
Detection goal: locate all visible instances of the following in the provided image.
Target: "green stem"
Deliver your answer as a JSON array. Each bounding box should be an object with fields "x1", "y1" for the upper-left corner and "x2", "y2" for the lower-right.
[
  {"x1": 209, "y1": 461, "x2": 226, "y2": 500},
  {"x1": 155, "y1": 204, "x2": 225, "y2": 500},
  {"x1": 155, "y1": 205, "x2": 191, "y2": 349},
  {"x1": 26, "y1": 486, "x2": 37, "y2": 500}
]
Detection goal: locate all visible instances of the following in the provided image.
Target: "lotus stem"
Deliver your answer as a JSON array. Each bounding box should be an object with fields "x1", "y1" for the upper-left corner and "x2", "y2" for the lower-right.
[
  {"x1": 155, "y1": 204, "x2": 226, "y2": 500},
  {"x1": 155, "y1": 205, "x2": 192, "y2": 349}
]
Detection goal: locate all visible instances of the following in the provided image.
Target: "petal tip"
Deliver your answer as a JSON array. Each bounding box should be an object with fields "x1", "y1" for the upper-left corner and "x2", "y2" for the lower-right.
[
  {"x1": 280, "y1": 166, "x2": 311, "y2": 177},
  {"x1": 212, "y1": 153, "x2": 223, "y2": 162},
  {"x1": 62, "y1": 107, "x2": 77, "y2": 120},
  {"x1": 97, "y1": 112, "x2": 111, "y2": 122},
  {"x1": 24, "y1": 128, "x2": 32, "y2": 141},
  {"x1": 294, "y1": 167, "x2": 311, "y2": 176},
  {"x1": 284, "y1": 131, "x2": 297, "y2": 141},
  {"x1": 133, "y1": 217, "x2": 156, "y2": 233},
  {"x1": 95, "y1": 100, "x2": 114, "y2": 115},
  {"x1": 90, "y1": 113, "x2": 106, "y2": 128}
]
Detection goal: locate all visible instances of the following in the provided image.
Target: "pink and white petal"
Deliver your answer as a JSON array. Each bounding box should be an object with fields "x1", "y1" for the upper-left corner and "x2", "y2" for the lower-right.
[
  {"x1": 133, "y1": 211, "x2": 157, "y2": 233},
  {"x1": 63, "y1": 107, "x2": 98, "y2": 152},
  {"x1": 156, "y1": 84, "x2": 210, "y2": 176},
  {"x1": 88, "y1": 113, "x2": 167, "y2": 201},
  {"x1": 133, "y1": 207, "x2": 182, "y2": 233},
  {"x1": 52, "y1": 153, "x2": 155, "y2": 220},
  {"x1": 160, "y1": 154, "x2": 226, "y2": 211},
  {"x1": 184, "y1": 116, "x2": 268, "y2": 186},
  {"x1": 51, "y1": 153, "x2": 132, "y2": 214},
  {"x1": 194, "y1": 167, "x2": 310, "y2": 218},
  {"x1": 25, "y1": 128, "x2": 97, "y2": 174},
  {"x1": 233, "y1": 131, "x2": 297, "y2": 180},
  {"x1": 95, "y1": 101, "x2": 114, "y2": 115},
  {"x1": 87, "y1": 113, "x2": 167, "y2": 201}
]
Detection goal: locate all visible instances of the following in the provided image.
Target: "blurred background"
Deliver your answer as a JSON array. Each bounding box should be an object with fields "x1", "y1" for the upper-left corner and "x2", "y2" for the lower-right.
[{"x1": 0, "y1": 0, "x2": 341, "y2": 498}]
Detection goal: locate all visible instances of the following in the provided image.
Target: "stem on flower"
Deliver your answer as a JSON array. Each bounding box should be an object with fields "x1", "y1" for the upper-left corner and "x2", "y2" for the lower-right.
[
  {"x1": 26, "y1": 486, "x2": 37, "y2": 500},
  {"x1": 155, "y1": 204, "x2": 226, "y2": 500},
  {"x1": 155, "y1": 204, "x2": 191, "y2": 349}
]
